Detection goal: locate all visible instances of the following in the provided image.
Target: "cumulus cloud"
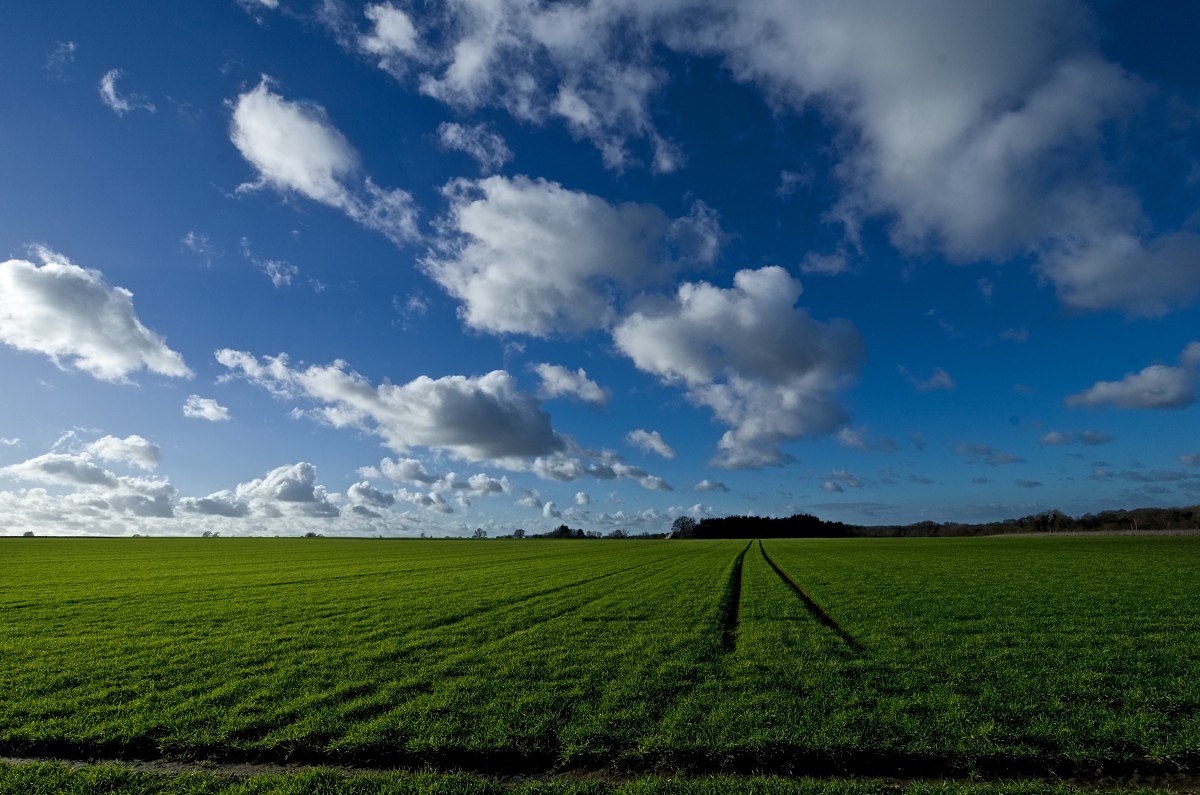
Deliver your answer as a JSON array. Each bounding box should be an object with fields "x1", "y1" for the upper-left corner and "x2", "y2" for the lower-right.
[
  {"x1": 533, "y1": 363, "x2": 610, "y2": 405},
  {"x1": 423, "y1": 176, "x2": 721, "y2": 336},
  {"x1": 347, "y1": 480, "x2": 396, "y2": 508},
  {"x1": 362, "y1": 456, "x2": 436, "y2": 484},
  {"x1": 218, "y1": 350, "x2": 563, "y2": 463},
  {"x1": 1, "y1": 452, "x2": 119, "y2": 489},
  {"x1": 179, "y1": 463, "x2": 339, "y2": 520},
  {"x1": 1066, "y1": 343, "x2": 1200, "y2": 410},
  {"x1": 379, "y1": 1, "x2": 1200, "y2": 315},
  {"x1": 393, "y1": 1, "x2": 681, "y2": 171},
  {"x1": 230, "y1": 78, "x2": 418, "y2": 245},
  {"x1": 437, "y1": 122, "x2": 513, "y2": 173},
  {"x1": 0, "y1": 441, "x2": 176, "y2": 520},
  {"x1": 183, "y1": 395, "x2": 231, "y2": 422},
  {"x1": 0, "y1": 247, "x2": 191, "y2": 382},
  {"x1": 98, "y1": 69, "x2": 155, "y2": 115},
  {"x1": 627, "y1": 429, "x2": 675, "y2": 459},
  {"x1": 614, "y1": 266, "x2": 862, "y2": 468},
  {"x1": 233, "y1": 462, "x2": 339, "y2": 517},
  {"x1": 177, "y1": 490, "x2": 249, "y2": 518},
  {"x1": 694, "y1": 479, "x2": 728, "y2": 492},
  {"x1": 85, "y1": 435, "x2": 160, "y2": 471},
  {"x1": 575, "y1": 491, "x2": 590, "y2": 506}
]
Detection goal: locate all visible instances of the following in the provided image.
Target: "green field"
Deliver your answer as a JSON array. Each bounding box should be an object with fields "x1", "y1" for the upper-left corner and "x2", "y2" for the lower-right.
[{"x1": 1, "y1": 536, "x2": 1197, "y2": 794}]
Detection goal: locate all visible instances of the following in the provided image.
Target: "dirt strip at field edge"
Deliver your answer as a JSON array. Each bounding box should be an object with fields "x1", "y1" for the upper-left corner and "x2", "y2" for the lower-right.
[{"x1": 2, "y1": 753, "x2": 1200, "y2": 793}]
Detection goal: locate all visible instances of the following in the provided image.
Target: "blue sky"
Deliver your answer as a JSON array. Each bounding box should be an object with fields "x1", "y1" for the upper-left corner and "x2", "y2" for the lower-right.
[{"x1": 3, "y1": 0, "x2": 1200, "y2": 537}]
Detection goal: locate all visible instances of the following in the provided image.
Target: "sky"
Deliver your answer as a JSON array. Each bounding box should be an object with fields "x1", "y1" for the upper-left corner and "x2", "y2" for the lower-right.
[{"x1": 3, "y1": 0, "x2": 1200, "y2": 538}]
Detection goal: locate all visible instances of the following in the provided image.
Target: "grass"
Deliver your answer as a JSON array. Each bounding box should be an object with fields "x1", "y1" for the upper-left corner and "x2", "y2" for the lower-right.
[{"x1": 1, "y1": 535, "x2": 1196, "y2": 792}]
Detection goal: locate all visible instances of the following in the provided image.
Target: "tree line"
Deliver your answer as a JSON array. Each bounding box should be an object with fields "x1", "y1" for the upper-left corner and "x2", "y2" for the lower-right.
[{"x1": 666, "y1": 505, "x2": 1200, "y2": 539}]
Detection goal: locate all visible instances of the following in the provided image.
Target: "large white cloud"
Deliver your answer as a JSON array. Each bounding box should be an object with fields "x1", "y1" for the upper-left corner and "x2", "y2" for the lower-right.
[
  {"x1": 423, "y1": 176, "x2": 720, "y2": 336},
  {"x1": 614, "y1": 266, "x2": 862, "y2": 467},
  {"x1": 378, "y1": 0, "x2": 1200, "y2": 316},
  {"x1": 397, "y1": 0, "x2": 680, "y2": 171},
  {"x1": 217, "y1": 350, "x2": 564, "y2": 462},
  {"x1": 0, "y1": 445, "x2": 176, "y2": 520},
  {"x1": 0, "y1": 248, "x2": 191, "y2": 382},
  {"x1": 230, "y1": 78, "x2": 419, "y2": 244},
  {"x1": 181, "y1": 462, "x2": 339, "y2": 519}
]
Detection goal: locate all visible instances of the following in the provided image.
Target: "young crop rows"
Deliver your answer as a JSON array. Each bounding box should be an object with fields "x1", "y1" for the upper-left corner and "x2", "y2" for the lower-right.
[{"x1": 1, "y1": 536, "x2": 1197, "y2": 793}]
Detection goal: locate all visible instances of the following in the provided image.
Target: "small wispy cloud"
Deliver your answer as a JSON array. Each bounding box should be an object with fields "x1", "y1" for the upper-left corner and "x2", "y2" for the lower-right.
[{"x1": 98, "y1": 69, "x2": 155, "y2": 116}]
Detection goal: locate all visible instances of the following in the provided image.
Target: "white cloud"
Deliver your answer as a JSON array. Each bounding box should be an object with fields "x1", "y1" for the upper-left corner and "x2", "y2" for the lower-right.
[
  {"x1": 0, "y1": 443, "x2": 175, "y2": 520},
  {"x1": 402, "y1": 1, "x2": 679, "y2": 171},
  {"x1": 1066, "y1": 343, "x2": 1200, "y2": 410},
  {"x1": 575, "y1": 491, "x2": 590, "y2": 506},
  {"x1": 183, "y1": 395, "x2": 231, "y2": 422},
  {"x1": 218, "y1": 350, "x2": 564, "y2": 463},
  {"x1": 237, "y1": 0, "x2": 279, "y2": 12},
  {"x1": 626, "y1": 429, "x2": 675, "y2": 459},
  {"x1": 85, "y1": 435, "x2": 160, "y2": 472},
  {"x1": 360, "y1": 3, "x2": 420, "y2": 70},
  {"x1": 386, "y1": 1, "x2": 1200, "y2": 314},
  {"x1": 0, "y1": 248, "x2": 191, "y2": 382},
  {"x1": 423, "y1": 176, "x2": 721, "y2": 335},
  {"x1": 362, "y1": 456, "x2": 438, "y2": 485},
  {"x1": 0, "y1": 438, "x2": 20, "y2": 447},
  {"x1": 347, "y1": 480, "x2": 396, "y2": 508},
  {"x1": 233, "y1": 462, "x2": 339, "y2": 517},
  {"x1": 179, "y1": 462, "x2": 338, "y2": 519},
  {"x1": 437, "y1": 122, "x2": 512, "y2": 173},
  {"x1": 98, "y1": 69, "x2": 155, "y2": 115},
  {"x1": 614, "y1": 266, "x2": 862, "y2": 468},
  {"x1": 694, "y1": 479, "x2": 728, "y2": 492},
  {"x1": 533, "y1": 363, "x2": 610, "y2": 405},
  {"x1": 178, "y1": 490, "x2": 249, "y2": 518},
  {"x1": 1, "y1": 452, "x2": 118, "y2": 488},
  {"x1": 230, "y1": 78, "x2": 418, "y2": 245}
]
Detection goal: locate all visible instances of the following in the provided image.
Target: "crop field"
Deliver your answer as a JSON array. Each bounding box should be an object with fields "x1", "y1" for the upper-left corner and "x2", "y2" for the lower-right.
[{"x1": 1, "y1": 536, "x2": 1197, "y2": 794}]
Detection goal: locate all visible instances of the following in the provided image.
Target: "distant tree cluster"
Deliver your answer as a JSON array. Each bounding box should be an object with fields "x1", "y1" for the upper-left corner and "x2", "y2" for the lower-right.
[
  {"x1": 669, "y1": 505, "x2": 1200, "y2": 539},
  {"x1": 489, "y1": 524, "x2": 663, "y2": 540}
]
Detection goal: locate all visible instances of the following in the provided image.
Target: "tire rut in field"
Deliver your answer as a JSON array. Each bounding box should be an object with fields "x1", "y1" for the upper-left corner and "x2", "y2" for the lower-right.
[
  {"x1": 757, "y1": 540, "x2": 865, "y2": 652},
  {"x1": 719, "y1": 542, "x2": 752, "y2": 652}
]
